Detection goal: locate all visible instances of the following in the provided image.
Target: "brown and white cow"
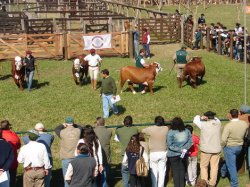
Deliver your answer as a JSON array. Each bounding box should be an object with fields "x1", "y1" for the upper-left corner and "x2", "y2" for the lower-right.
[
  {"x1": 120, "y1": 62, "x2": 162, "y2": 94},
  {"x1": 181, "y1": 57, "x2": 205, "y2": 88},
  {"x1": 11, "y1": 56, "x2": 25, "y2": 91},
  {"x1": 72, "y1": 55, "x2": 89, "y2": 85}
]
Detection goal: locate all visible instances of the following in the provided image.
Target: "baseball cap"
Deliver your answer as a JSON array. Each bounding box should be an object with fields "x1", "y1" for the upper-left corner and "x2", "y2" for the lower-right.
[
  {"x1": 240, "y1": 105, "x2": 250, "y2": 113},
  {"x1": 28, "y1": 129, "x2": 40, "y2": 139},
  {"x1": 204, "y1": 111, "x2": 216, "y2": 119},
  {"x1": 65, "y1": 117, "x2": 74, "y2": 124},
  {"x1": 34, "y1": 123, "x2": 44, "y2": 130}
]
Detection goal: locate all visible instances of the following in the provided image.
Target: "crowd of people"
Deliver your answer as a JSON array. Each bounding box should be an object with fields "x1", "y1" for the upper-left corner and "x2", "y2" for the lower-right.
[{"x1": 0, "y1": 104, "x2": 250, "y2": 187}]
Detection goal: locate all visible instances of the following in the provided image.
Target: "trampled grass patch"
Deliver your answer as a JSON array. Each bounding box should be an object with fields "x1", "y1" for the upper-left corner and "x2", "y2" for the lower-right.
[{"x1": 0, "y1": 44, "x2": 249, "y2": 186}]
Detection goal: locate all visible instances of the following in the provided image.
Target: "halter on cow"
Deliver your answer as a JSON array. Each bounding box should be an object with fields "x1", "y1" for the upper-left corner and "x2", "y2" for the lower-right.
[
  {"x1": 180, "y1": 57, "x2": 205, "y2": 88},
  {"x1": 72, "y1": 55, "x2": 89, "y2": 85},
  {"x1": 11, "y1": 56, "x2": 25, "y2": 90},
  {"x1": 120, "y1": 62, "x2": 162, "y2": 94}
]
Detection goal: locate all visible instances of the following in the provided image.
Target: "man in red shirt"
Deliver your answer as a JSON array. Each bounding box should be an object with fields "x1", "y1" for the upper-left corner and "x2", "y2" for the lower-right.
[
  {"x1": 0, "y1": 120, "x2": 21, "y2": 187},
  {"x1": 142, "y1": 28, "x2": 151, "y2": 59}
]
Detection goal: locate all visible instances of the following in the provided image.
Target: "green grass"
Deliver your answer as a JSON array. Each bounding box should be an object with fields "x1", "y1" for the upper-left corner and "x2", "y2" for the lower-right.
[{"x1": 1, "y1": 43, "x2": 250, "y2": 186}]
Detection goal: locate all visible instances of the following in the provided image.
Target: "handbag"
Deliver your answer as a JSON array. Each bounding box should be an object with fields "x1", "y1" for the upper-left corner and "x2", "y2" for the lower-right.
[{"x1": 135, "y1": 147, "x2": 148, "y2": 177}]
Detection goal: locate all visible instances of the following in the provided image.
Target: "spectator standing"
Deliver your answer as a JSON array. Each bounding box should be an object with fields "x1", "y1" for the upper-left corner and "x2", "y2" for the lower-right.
[
  {"x1": 198, "y1": 14, "x2": 206, "y2": 25},
  {"x1": 115, "y1": 116, "x2": 139, "y2": 187},
  {"x1": 65, "y1": 143, "x2": 96, "y2": 187},
  {"x1": 193, "y1": 111, "x2": 221, "y2": 187},
  {"x1": 0, "y1": 128, "x2": 14, "y2": 187},
  {"x1": 23, "y1": 50, "x2": 36, "y2": 91},
  {"x1": 84, "y1": 49, "x2": 102, "y2": 90},
  {"x1": 194, "y1": 28, "x2": 202, "y2": 50},
  {"x1": 173, "y1": 45, "x2": 190, "y2": 88},
  {"x1": 22, "y1": 123, "x2": 54, "y2": 187},
  {"x1": 0, "y1": 120, "x2": 20, "y2": 187},
  {"x1": 167, "y1": 117, "x2": 193, "y2": 187},
  {"x1": 185, "y1": 125, "x2": 200, "y2": 186},
  {"x1": 142, "y1": 116, "x2": 169, "y2": 187},
  {"x1": 100, "y1": 69, "x2": 119, "y2": 118},
  {"x1": 18, "y1": 130, "x2": 51, "y2": 187},
  {"x1": 221, "y1": 109, "x2": 248, "y2": 187},
  {"x1": 94, "y1": 117, "x2": 112, "y2": 187},
  {"x1": 122, "y1": 134, "x2": 149, "y2": 187},
  {"x1": 133, "y1": 25, "x2": 140, "y2": 58},
  {"x1": 142, "y1": 28, "x2": 151, "y2": 59},
  {"x1": 234, "y1": 23, "x2": 243, "y2": 35},
  {"x1": 54, "y1": 117, "x2": 81, "y2": 187},
  {"x1": 75, "y1": 126, "x2": 103, "y2": 186}
]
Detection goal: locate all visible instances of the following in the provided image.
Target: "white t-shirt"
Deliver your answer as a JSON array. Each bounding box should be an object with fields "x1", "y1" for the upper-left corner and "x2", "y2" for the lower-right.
[
  {"x1": 84, "y1": 54, "x2": 102, "y2": 67},
  {"x1": 140, "y1": 58, "x2": 146, "y2": 65}
]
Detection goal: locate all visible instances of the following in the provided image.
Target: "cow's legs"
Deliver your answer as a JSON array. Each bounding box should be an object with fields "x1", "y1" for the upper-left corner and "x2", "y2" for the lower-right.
[
  {"x1": 148, "y1": 82, "x2": 154, "y2": 94},
  {"x1": 19, "y1": 80, "x2": 24, "y2": 91},
  {"x1": 190, "y1": 75, "x2": 197, "y2": 88},
  {"x1": 73, "y1": 75, "x2": 79, "y2": 85},
  {"x1": 128, "y1": 82, "x2": 136, "y2": 94}
]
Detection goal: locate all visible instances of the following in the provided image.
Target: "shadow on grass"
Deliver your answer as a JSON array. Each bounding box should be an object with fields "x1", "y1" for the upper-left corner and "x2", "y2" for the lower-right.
[
  {"x1": 33, "y1": 80, "x2": 50, "y2": 89},
  {"x1": 121, "y1": 85, "x2": 166, "y2": 94},
  {"x1": 0, "y1": 74, "x2": 12, "y2": 81}
]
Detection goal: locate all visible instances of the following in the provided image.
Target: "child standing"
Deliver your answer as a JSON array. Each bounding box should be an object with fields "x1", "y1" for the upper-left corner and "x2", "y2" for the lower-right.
[{"x1": 185, "y1": 125, "x2": 200, "y2": 186}]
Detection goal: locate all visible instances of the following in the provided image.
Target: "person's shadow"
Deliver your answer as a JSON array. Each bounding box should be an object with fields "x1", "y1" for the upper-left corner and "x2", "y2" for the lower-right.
[
  {"x1": 0, "y1": 74, "x2": 12, "y2": 81},
  {"x1": 33, "y1": 80, "x2": 50, "y2": 89}
]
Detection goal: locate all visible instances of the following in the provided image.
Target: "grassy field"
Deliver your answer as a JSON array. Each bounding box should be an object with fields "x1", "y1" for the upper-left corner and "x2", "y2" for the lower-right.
[{"x1": 1, "y1": 43, "x2": 250, "y2": 186}]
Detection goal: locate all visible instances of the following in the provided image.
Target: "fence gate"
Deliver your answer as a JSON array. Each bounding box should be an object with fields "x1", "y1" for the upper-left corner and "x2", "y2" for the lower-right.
[
  {"x1": 65, "y1": 32, "x2": 129, "y2": 59},
  {"x1": 138, "y1": 17, "x2": 181, "y2": 44}
]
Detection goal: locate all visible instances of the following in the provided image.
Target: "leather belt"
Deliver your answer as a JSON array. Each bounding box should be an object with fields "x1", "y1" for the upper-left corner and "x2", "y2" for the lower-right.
[{"x1": 25, "y1": 166, "x2": 44, "y2": 172}]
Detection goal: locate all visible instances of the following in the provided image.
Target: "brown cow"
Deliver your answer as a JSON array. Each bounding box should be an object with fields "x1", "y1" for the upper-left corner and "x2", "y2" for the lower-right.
[
  {"x1": 120, "y1": 62, "x2": 162, "y2": 94},
  {"x1": 11, "y1": 56, "x2": 25, "y2": 91},
  {"x1": 72, "y1": 55, "x2": 89, "y2": 85},
  {"x1": 180, "y1": 57, "x2": 205, "y2": 88}
]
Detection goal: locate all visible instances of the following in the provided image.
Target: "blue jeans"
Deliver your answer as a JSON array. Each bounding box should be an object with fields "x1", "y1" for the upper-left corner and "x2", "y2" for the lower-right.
[
  {"x1": 221, "y1": 146, "x2": 242, "y2": 187},
  {"x1": 99, "y1": 165, "x2": 109, "y2": 187},
  {"x1": 142, "y1": 43, "x2": 150, "y2": 58},
  {"x1": 62, "y1": 158, "x2": 73, "y2": 187},
  {"x1": 0, "y1": 170, "x2": 10, "y2": 187},
  {"x1": 45, "y1": 168, "x2": 52, "y2": 187},
  {"x1": 121, "y1": 164, "x2": 129, "y2": 187},
  {"x1": 102, "y1": 94, "x2": 118, "y2": 118},
  {"x1": 26, "y1": 70, "x2": 34, "y2": 90}
]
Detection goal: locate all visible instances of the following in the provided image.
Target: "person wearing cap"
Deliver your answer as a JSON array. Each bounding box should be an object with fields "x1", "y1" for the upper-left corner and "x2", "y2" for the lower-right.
[
  {"x1": 0, "y1": 128, "x2": 14, "y2": 187},
  {"x1": 133, "y1": 25, "x2": 140, "y2": 57},
  {"x1": 18, "y1": 129, "x2": 51, "y2": 187},
  {"x1": 221, "y1": 109, "x2": 248, "y2": 187},
  {"x1": 23, "y1": 50, "x2": 36, "y2": 91},
  {"x1": 193, "y1": 111, "x2": 221, "y2": 187},
  {"x1": 54, "y1": 117, "x2": 81, "y2": 187},
  {"x1": 22, "y1": 123, "x2": 54, "y2": 187},
  {"x1": 84, "y1": 49, "x2": 102, "y2": 90},
  {"x1": 94, "y1": 117, "x2": 112, "y2": 187},
  {"x1": 173, "y1": 45, "x2": 190, "y2": 88},
  {"x1": 142, "y1": 28, "x2": 151, "y2": 59},
  {"x1": 100, "y1": 69, "x2": 119, "y2": 118},
  {"x1": 0, "y1": 120, "x2": 21, "y2": 187}
]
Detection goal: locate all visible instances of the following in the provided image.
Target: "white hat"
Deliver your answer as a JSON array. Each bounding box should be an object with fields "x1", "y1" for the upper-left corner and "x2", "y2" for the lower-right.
[
  {"x1": 15, "y1": 56, "x2": 21, "y2": 62},
  {"x1": 74, "y1": 58, "x2": 80, "y2": 64},
  {"x1": 34, "y1": 123, "x2": 44, "y2": 130}
]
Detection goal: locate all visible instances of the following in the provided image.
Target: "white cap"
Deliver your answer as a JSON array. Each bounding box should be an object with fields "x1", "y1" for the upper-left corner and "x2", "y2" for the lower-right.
[
  {"x1": 15, "y1": 56, "x2": 21, "y2": 62},
  {"x1": 74, "y1": 58, "x2": 80, "y2": 64},
  {"x1": 34, "y1": 123, "x2": 44, "y2": 130}
]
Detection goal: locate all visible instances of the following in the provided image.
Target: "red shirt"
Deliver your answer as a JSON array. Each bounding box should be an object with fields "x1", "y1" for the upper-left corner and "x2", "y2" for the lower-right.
[
  {"x1": 142, "y1": 32, "x2": 149, "y2": 44},
  {"x1": 2, "y1": 130, "x2": 21, "y2": 169},
  {"x1": 188, "y1": 134, "x2": 200, "y2": 157}
]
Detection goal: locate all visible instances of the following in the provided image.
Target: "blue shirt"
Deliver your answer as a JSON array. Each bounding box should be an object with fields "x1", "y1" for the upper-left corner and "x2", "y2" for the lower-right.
[{"x1": 167, "y1": 129, "x2": 193, "y2": 157}]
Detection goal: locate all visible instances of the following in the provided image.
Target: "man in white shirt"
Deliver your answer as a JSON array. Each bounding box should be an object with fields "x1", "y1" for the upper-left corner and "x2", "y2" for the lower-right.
[
  {"x1": 84, "y1": 49, "x2": 102, "y2": 90},
  {"x1": 18, "y1": 130, "x2": 51, "y2": 187}
]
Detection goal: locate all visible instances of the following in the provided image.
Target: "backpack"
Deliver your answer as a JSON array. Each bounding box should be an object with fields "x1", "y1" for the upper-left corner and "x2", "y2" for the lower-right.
[{"x1": 135, "y1": 147, "x2": 148, "y2": 177}]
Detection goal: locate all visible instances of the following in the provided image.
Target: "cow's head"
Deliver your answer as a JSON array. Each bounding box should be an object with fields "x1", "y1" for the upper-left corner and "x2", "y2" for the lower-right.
[
  {"x1": 14, "y1": 56, "x2": 23, "y2": 71},
  {"x1": 73, "y1": 58, "x2": 81, "y2": 71},
  {"x1": 150, "y1": 62, "x2": 163, "y2": 74},
  {"x1": 190, "y1": 56, "x2": 202, "y2": 62}
]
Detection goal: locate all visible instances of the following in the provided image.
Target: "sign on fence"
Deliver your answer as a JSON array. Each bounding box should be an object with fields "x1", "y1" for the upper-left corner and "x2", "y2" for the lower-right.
[{"x1": 83, "y1": 34, "x2": 112, "y2": 50}]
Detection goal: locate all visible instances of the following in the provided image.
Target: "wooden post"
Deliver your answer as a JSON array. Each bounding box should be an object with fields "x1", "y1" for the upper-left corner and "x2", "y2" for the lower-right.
[
  {"x1": 129, "y1": 30, "x2": 133, "y2": 58},
  {"x1": 218, "y1": 32, "x2": 222, "y2": 55},
  {"x1": 108, "y1": 17, "x2": 113, "y2": 32},
  {"x1": 230, "y1": 33, "x2": 233, "y2": 59},
  {"x1": 206, "y1": 27, "x2": 210, "y2": 51},
  {"x1": 181, "y1": 15, "x2": 184, "y2": 44},
  {"x1": 200, "y1": 32, "x2": 203, "y2": 49},
  {"x1": 21, "y1": 19, "x2": 25, "y2": 31},
  {"x1": 63, "y1": 32, "x2": 68, "y2": 60}
]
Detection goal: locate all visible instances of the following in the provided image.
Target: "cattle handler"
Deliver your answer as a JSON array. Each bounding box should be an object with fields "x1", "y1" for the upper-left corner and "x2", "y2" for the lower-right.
[
  {"x1": 173, "y1": 45, "x2": 190, "y2": 88},
  {"x1": 135, "y1": 49, "x2": 149, "y2": 94}
]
